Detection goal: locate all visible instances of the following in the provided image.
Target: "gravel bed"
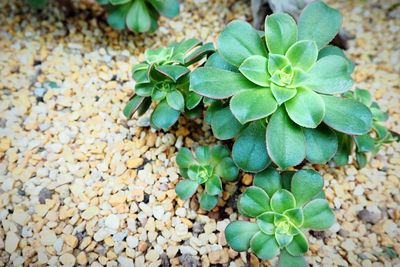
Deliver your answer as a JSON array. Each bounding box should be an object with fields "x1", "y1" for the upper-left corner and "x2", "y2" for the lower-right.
[{"x1": 0, "y1": 0, "x2": 399, "y2": 266}]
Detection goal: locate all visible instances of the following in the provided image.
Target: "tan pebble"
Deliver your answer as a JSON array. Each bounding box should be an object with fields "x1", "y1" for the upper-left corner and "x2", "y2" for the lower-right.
[
  {"x1": 181, "y1": 218, "x2": 193, "y2": 228},
  {"x1": 81, "y1": 206, "x2": 100, "y2": 220},
  {"x1": 131, "y1": 189, "x2": 144, "y2": 202},
  {"x1": 64, "y1": 235, "x2": 78, "y2": 248},
  {"x1": 5, "y1": 232, "x2": 20, "y2": 253},
  {"x1": 241, "y1": 173, "x2": 253, "y2": 186},
  {"x1": 76, "y1": 252, "x2": 87, "y2": 265},
  {"x1": 126, "y1": 158, "x2": 144, "y2": 169},
  {"x1": 145, "y1": 249, "x2": 159, "y2": 262},
  {"x1": 138, "y1": 241, "x2": 148, "y2": 252},
  {"x1": 109, "y1": 193, "x2": 126, "y2": 206},
  {"x1": 59, "y1": 253, "x2": 76, "y2": 266},
  {"x1": 12, "y1": 208, "x2": 30, "y2": 226},
  {"x1": 40, "y1": 230, "x2": 57, "y2": 246}
]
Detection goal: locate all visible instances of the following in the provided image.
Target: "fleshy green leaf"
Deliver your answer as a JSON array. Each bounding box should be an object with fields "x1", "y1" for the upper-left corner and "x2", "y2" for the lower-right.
[
  {"x1": 218, "y1": 20, "x2": 267, "y2": 67},
  {"x1": 291, "y1": 169, "x2": 324, "y2": 207},
  {"x1": 106, "y1": 3, "x2": 131, "y2": 30},
  {"x1": 176, "y1": 148, "x2": 195, "y2": 168},
  {"x1": 302, "y1": 199, "x2": 335, "y2": 229},
  {"x1": 305, "y1": 55, "x2": 354, "y2": 94},
  {"x1": 270, "y1": 189, "x2": 296, "y2": 213},
  {"x1": 285, "y1": 231, "x2": 309, "y2": 256},
  {"x1": 185, "y1": 91, "x2": 202, "y2": 110},
  {"x1": 199, "y1": 192, "x2": 218, "y2": 210},
  {"x1": 250, "y1": 232, "x2": 279, "y2": 259},
  {"x1": 210, "y1": 145, "x2": 230, "y2": 164},
  {"x1": 225, "y1": 221, "x2": 259, "y2": 252},
  {"x1": 215, "y1": 158, "x2": 239, "y2": 182},
  {"x1": 354, "y1": 134, "x2": 375, "y2": 152},
  {"x1": 126, "y1": 0, "x2": 152, "y2": 32},
  {"x1": 135, "y1": 83, "x2": 153, "y2": 97},
  {"x1": 150, "y1": 100, "x2": 180, "y2": 130},
  {"x1": 270, "y1": 83, "x2": 297, "y2": 105},
  {"x1": 318, "y1": 45, "x2": 355, "y2": 74},
  {"x1": 238, "y1": 186, "x2": 271, "y2": 217},
  {"x1": 230, "y1": 89, "x2": 277, "y2": 124},
  {"x1": 190, "y1": 67, "x2": 261, "y2": 99},
  {"x1": 265, "y1": 13, "x2": 298, "y2": 55},
  {"x1": 322, "y1": 95, "x2": 373, "y2": 135},
  {"x1": 123, "y1": 95, "x2": 146, "y2": 119},
  {"x1": 253, "y1": 168, "x2": 282, "y2": 198},
  {"x1": 354, "y1": 88, "x2": 373, "y2": 106},
  {"x1": 175, "y1": 180, "x2": 198, "y2": 200},
  {"x1": 333, "y1": 133, "x2": 352, "y2": 166},
  {"x1": 205, "y1": 175, "x2": 223, "y2": 196},
  {"x1": 267, "y1": 107, "x2": 306, "y2": 169},
  {"x1": 184, "y1": 42, "x2": 215, "y2": 66},
  {"x1": 256, "y1": 212, "x2": 276, "y2": 235},
  {"x1": 303, "y1": 125, "x2": 338, "y2": 164},
  {"x1": 148, "y1": 0, "x2": 179, "y2": 18},
  {"x1": 209, "y1": 105, "x2": 244, "y2": 140},
  {"x1": 205, "y1": 52, "x2": 238, "y2": 72},
  {"x1": 233, "y1": 121, "x2": 271, "y2": 173},
  {"x1": 166, "y1": 91, "x2": 185, "y2": 111},
  {"x1": 281, "y1": 171, "x2": 295, "y2": 191},
  {"x1": 275, "y1": 232, "x2": 293, "y2": 248},
  {"x1": 239, "y1": 55, "x2": 270, "y2": 87},
  {"x1": 284, "y1": 208, "x2": 304, "y2": 227},
  {"x1": 156, "y1": 65, "x2": 189, "y2": 82},
  {"x1": 298, "y1": 1, "x2": 342, "y2": 49},
  {"x1": 268, "y1": 54, "x2": 290, "y2": 75},
  {"x1": 286, "y1": 40, "x2": 318, "y2": 71},
  {"x1": 195, "y1": 146, "x2": 211, "y2": 164},
  {"x1": 278, "y1": 249, "x2": 307, "y2": 267},
  {"x1": 356, "y1": 152, "x2": 368, "y2": 169},
  {"x1": 285, "y1": 87, "x2": 325, "y2": 128}
]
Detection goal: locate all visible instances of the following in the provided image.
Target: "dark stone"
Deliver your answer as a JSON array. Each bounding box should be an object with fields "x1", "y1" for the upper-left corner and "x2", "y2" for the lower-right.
[
  {"x1": 179, "y1": 254, "x2": 201, "y2": 267},
  {"x1": 38, "y1": 187, "x2": 53, "y2": 204},
  {"x1": 310, "y1": 230, "x2": 325, "y2": 239},
  {"x1": 160, "y1": 253, "x2": 170, "y2": 267}
]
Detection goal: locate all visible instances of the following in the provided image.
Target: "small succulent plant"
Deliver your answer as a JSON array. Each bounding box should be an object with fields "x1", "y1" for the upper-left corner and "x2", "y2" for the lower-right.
[
  {"x1": 333, "y1": 88, "x2": 397, "y2": 168},
  {"x1": 225, "y1": 168, "x2": 334, "y2": 266},
  {"x1": 191, "y1": 1, "x2": 373, "y2": 172},
  {"x1": 123, "y1": 39, "x2": 214, "y2": 130},
  {"x1": 175, "y1": 145, "x2": 239, "y2": 210},
  {"x1": 96, "y1": 0, "x2": 179, "y2": 32},
  {"x1": 26, "y1": 0, "x2": 48, "y2": 8}
]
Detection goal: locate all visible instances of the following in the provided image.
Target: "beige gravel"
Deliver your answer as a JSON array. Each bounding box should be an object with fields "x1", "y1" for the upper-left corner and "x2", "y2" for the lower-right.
[{"x1": 0, "y1": 0, "x2": 399, "y2": 266}]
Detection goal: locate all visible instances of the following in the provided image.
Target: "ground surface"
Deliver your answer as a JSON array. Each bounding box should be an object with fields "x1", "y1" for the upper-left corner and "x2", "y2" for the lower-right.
[{"x1": 0, "y1": 0, "x2": 399, "y2": 266}]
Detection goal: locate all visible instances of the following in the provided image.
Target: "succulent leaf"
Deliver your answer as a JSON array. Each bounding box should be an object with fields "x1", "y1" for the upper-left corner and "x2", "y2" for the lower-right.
[
  {"x1": 302, "y1": 199, "x2": 335, "y2": 229},
  {"x1": 291, "y1": 169, "x2": 324, "y2": 207},
  {"x1": 265, "y1": 13, "x2": 298, "y2": 55},
  {"x1": 256, "y1": 212, "x2": 276, "y2": 235},
  {"x1": 208, "y1": 104, "x2": 244, "y2": 140},
  {"x1": 270, "y1": 189, "x2": 296, "y2": 213},
  {"x1": 175, "y1": 180, "x2": 198, "y2": 200},
  {"x1": 303, "y1": 125, "x2": 338, "y2": 164},
  {"x1": 205, "y1": 175, "x2": 223, "y2": 196},
  {"x1": 239, "y1": 186, "x2": 271, "y2": 217},
  {"x1": 253, "y1": 168, "x2": 282, "y2": 197},
  {"x1": 278, "y1": 249, "x2": 307, "y2": 267},
  {"x1": 239, "y1": 55, "x2": 270, "y2": 87},
  {"x1": 176, "y1": 148, "x2": 195, "y2": 168},
  {"x1": 225, "y1": 221, "x2": 259, "y2": 252},
  {"x1": 215, "y1": 158, "x2": 239, "y2": 182},
  {"x1": 250, "y1": 232, "x2": 280, "y2": 259},
  {"x1": 285, "y1": 40, "x2": 318, "y2": 72},
  {"x1": 199, "y1": 192, "x2": 218, "y2": 210}
]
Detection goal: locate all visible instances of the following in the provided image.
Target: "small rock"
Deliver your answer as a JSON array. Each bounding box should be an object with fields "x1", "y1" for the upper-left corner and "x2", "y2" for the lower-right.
[
  {"x1": 153, "y1": 206, "x2": 164, "y2": 220},
  {"x1": 54, "y1": 238, "x2": 63, "y2": 254},
  {"x1": 76, "y1": 252, "x2": 88, "y2": 265},
  {"x1": 109, "y1": 193, "x2": 126, "y2": 206},
  {"x1": 59, "y1": 253, "x2": 76, "y2": 266},
  {"x1": 5, "y1": 232, "x2": 19, "y2": 253},
  {"x1": 81, "y1": 206, "x2": 99, "y2": 220},
  {"x1": 126, "y1": 236, "x2": 139, "y2": 248},
  {"x1": 118, "y1": 256, "x2": 134, "y2": 267},
  {"x1": 12, "y1": 209, "x2": 30, "y2": 226},
  {"x1": 64, "y1": 235, "x2": 78, "y2": 248},
  {"x1": 341, "y1": 239, "x2": 356, "y2": 251},
  {"x1": 38, "y1": 188, "x2": 53, "y2": 204},
  {"x1": 354, "y1": 185, "x2": 364, "y2": 196},
  {"x1": 358, "y1": 206, "x2": 382, "y2": 224},
  {"x1": 179, "y1": 254, "x2": 200, "y2": 266},
  {"x1": 105, "y1": 214, "x2": 120, "y2": 230},
  {"x1": 127, "y1": 158, "x2": 144, "y2": 169},
  {"x1": 180, "y1": 246, "x2": 197, "y2": 255},
  {"x1": 40, "y1": 229, "x2": 57, "y2": 246}
]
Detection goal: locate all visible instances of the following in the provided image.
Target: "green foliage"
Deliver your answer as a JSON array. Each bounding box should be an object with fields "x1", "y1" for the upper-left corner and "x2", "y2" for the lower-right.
[
  {"x1": 97, "y1": 0, "x2": 180, "y2": 32},
  {"x1": 26, "y1": 0, "x2": 48, "y2": 8},
  {"x1": 333, "y1": 88, "x2": 397, "y2": 168},
  {"x1": 190, "y1": 1, "x2": 375, "y2": 171},
  {"x1": 175, "y1": 145, "x2": 239, "y2": 211},
  {"x1": 225, "y1": 169, "x2": 334, "y2": 263},
  {"x1": 123, "y1": 39, "x2": 214, "y2": 130}
]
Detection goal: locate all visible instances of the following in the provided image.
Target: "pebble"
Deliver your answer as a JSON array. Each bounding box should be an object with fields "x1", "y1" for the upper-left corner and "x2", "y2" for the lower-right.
[
  {"x1": 81, "y1": 206, "x2": 100, "y2": 220},
  {"x1": 40, "y1": 230, "x2": 57, "y2": 246},
  {"x1": 358, "y1": 206, "x2": 382, "y2": 224},
  {"x1": 5, "y1": 232, "x2": 19, "y2": 253},
  {"x1": 118, "y1": 256, "x2": 134, "y2": 267},
  {"x1": 127, "y1": 236, "x2": 139, "y2": 248},
  {"x1": 11, "y1": 209, "x2": 30, "y2": 226},
  {"x1": 127, "y1": 158, "x2": 144, "y2": 169},
  {"x1": 105, "y1": 214, "x2": 120, "y2": 230},
  {"x1": 59, "y1": 253, "x2": 76, "y2": 266}
]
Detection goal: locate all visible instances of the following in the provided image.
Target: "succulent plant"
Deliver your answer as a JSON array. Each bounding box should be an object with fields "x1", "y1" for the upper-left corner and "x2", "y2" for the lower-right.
[
  {"x1": 190, "y1": 1, "x2": 374, "y2": 172},
  {"x1": 123, "y1": 39, "x2": 214, "y2": 130},
  {"x1": 333, "y1": 88, "x2": 397, "y2": 168},
  {"x1": 175, "y1": 145, "x2": 239, "y2": 210},
  {"x1": 26, "y1": 0, "x2": 48, "y2": 8},
  {"x1": 96, "y1": 0, "x2": 179, "y2": 32},
  {"x1": 225, "y1": 168, "x2": 334, "y2": 266}
]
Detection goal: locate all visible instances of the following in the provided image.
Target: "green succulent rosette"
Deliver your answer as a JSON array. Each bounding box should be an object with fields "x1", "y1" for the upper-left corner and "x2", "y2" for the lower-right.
[
  {"x1": 96, "y1": 0, "x2": 179, "y2": 32},
  {"x1": 333, "y1": 88, "x2": 397, "y2": 168},
  {"x1": 191, "y1": 1, "x2": 374, "y2": 172},
  {"x1": 123, "y1": 39, "x2": 214, "y2": 130},
  {"x1": 225, "y1": 168, "x2": 334, "y2": 266},
  {"x1": 175, "y1": 145, "x2": 239, "y2": 210}
]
